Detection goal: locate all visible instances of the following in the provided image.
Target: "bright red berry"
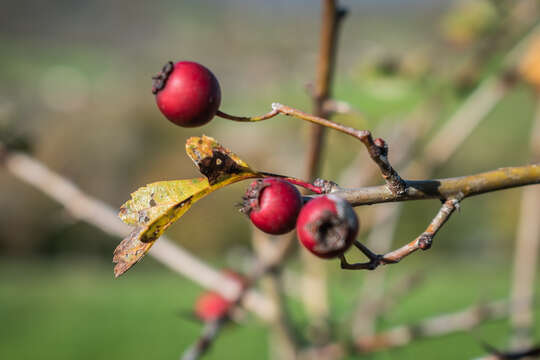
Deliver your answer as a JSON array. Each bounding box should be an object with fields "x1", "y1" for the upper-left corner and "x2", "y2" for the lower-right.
[
  {"x1": 296, "y1": 195, "x2": 359, "y2": 258},
  {"x1": 194, "y1": 292, "x2": 231, "y2": 322},
  {"x1": 240, "y1": 178, "x2": 303, "y2": 235},
  {"x1": 152, "y1": 61, "x2": 221, "y2": 127}
]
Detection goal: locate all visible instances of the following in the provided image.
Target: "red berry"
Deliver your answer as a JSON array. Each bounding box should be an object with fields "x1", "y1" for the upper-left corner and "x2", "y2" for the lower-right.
[
  {"x1": 240, "y1": 178, "x2": 303, "y2": 235},
  {"x1": 193, "y1": 270, "x2": 245, "y2": 322},
  {"x1": 194, "y1": 291, "x2": 231, "y2": 322},
  {"x1": 152, "y1": 61, "x2": 221, "y2": 127},
  {"x1": 296, "y1": 195, "x2": 359, "y2": 258}
]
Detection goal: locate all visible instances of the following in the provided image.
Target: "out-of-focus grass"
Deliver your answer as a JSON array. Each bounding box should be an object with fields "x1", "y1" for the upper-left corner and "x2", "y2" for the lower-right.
[
  {"x1": 0, "y1": 259, "x2": 267, "y2": 360},
  {"x1": 1, "y1": 258, "x2": 539, "y2": 359}
]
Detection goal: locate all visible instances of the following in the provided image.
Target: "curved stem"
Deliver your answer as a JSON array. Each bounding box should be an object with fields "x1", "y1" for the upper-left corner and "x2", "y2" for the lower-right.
[
  {"x1": 216, "y1": 109, "x2": 279, "y2": 122},
  {"x1": 217, "y1": 103, "x2": 408, "y2": 194},
  {"x1": 216, "y1": 104, "x2": 368, "y2": 140},
  {"x1": 273, "y1": 103, "x2": 369, "y2": 139}
]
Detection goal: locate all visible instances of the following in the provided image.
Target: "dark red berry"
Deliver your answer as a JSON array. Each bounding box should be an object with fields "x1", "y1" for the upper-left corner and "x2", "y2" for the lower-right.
[
  {"x1": 153, "y1": 61, "x2": 221, "y2": 127},
  {"x1": 296, "y1": 195, "x2": 359, "y2": 258},
  {"x1": 240, "y1": 178, "x2": 303, "y2": 235},
  {"x1": 194, "y1": 292, "x2": 231, "y2": 322}
]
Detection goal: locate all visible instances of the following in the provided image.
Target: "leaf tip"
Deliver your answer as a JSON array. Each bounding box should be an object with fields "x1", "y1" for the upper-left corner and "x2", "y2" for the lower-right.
[{"x1": 113, "y1": 263, "x2": 129, "y2": 278}]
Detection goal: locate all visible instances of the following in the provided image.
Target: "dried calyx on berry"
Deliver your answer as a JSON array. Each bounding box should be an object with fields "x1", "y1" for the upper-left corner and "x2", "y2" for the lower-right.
[
  {"x1": 240, "y1": 178, "x2": 303, "y2": 235},
  {"x1": 296, "y1": 195, "x2": 359, "y2": 258},
  {"x1": 151, "y1": 61, "x2": 174, "y2": 94}
]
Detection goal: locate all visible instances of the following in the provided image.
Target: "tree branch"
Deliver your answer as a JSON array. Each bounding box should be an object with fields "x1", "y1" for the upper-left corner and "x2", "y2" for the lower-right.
[
  {"x1": 341, "y1": 198, "x2": 460, "y2": 270},
  {"x1": 334, "y1": 164, "x2": 540, "y2": 206},
  {"x1": 218, "y1": 103, "x2": 407, "y2": 194},
  {"x1": 355, "y1": 300, "x2": 509, "y2": 353},
  {"x1": 299, "y1": 0, "x2": 348, "y2": 341},
  {"x1": 0, "y1": 148, "x2": 276, "y2": 321},
  {"x1": 181, "y1": 318, "x2": 227, "y2": 360},
  {"x1": 509, "y1": 97, "x2": 540, "y2": 350}
]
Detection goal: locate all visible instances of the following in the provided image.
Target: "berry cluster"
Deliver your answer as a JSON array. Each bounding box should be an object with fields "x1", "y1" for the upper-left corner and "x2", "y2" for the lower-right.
[
  {"x1": 240, "y1": 178, "x2": 359, "y2": 259},
  {"x1": 151, "y1": 60, "x2": 361, "y2": 259}
]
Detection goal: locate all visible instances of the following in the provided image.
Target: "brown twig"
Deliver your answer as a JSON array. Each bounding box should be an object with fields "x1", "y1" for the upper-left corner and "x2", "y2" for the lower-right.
[
  {"x1": 218, "y1": 103, "x2": 407, "y2": 195},
  {"x1": 181, "y1": 318, "x2": 227, "y2": 360},
  {"x1": 334, "y1": 164, "x2": 540, "y2": 206},
  {"x1": 340, "y1": 197, "x2": 461, "y2": 270},
  {"x1": 307, "y1": 0, "x2": 347, "y2": 177},
  {"x1": 358, "y1": 136, "x2": 407, "y2": 195},
  {"x1": 336, "y1": 163, "x2": 540, "y2": 267},
  {"x1": 299, "y1": 0, "x2": 348, "y2": 341}
]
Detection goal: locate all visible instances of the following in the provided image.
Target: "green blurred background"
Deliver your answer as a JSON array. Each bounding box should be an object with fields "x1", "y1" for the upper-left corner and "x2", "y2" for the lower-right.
[{"x1": 1, "y1": 0, "x2": 539, "y2": 359}]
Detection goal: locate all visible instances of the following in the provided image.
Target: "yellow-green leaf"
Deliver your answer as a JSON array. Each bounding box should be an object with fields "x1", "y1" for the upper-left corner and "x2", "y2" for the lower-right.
[{"x1": 113, "y1": 135, "x2": 260, "y2": 277}]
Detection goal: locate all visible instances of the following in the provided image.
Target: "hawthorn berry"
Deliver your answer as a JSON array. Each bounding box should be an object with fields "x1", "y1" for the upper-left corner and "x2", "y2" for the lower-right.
[
  {"x1": 194, "y1": 292, "x2": 231, "y2": 322},
  {"x1": 296, "y1": 195, "x2": 359, "y2": 258},
  {"x1": 240, "y1": 178, "x2": 303, "y2": 235},
  {"x1": 193, "y1": 270, "x2": 245, "y2": 322},
  {"x1": 152, "y1": 61, "x2": 221, "y2": 127}
]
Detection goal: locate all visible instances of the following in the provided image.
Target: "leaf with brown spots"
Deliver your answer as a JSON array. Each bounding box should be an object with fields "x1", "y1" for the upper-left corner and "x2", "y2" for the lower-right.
[{"x1": 113, "y1": 135, "x2": 260, "y2": 277}]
